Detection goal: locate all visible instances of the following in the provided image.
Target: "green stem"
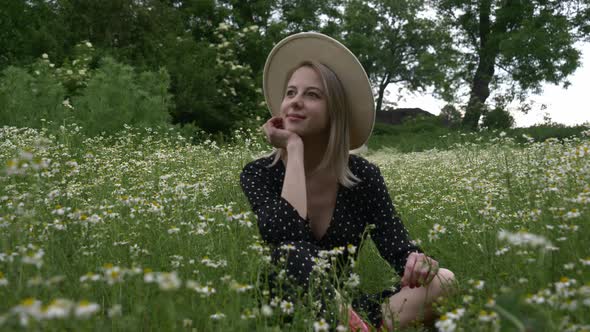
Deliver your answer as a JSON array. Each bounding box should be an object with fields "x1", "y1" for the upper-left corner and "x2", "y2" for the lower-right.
[{"x1": 493, "y1": 304, "x2": 525, "y2": 332}]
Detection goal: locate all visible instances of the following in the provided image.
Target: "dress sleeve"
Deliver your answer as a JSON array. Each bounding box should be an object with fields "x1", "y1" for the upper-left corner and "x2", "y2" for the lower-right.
[
  {"x1": 364, "y1": 162, "x2": 423, "y2": 276},
  {"x1": 240, "y1": 161, "x2": 313, "y2": 245}
]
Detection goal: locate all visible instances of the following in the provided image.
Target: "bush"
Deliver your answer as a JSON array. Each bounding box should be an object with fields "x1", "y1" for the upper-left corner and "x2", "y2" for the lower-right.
[
  {"x1": 438, "y1": 104, "x2": 462, "y2": 128},
  {"x1": 368, "y1": 118, "x2": 456, "y2": 152},
  {"x1": 72, "y1": 57, "x2": 172, "y2": 136},
  {"x1": 400, "y1": 115, "x2": 443, "y2": 133},
  {"x1": 512, "y1": 124, "x2": 588, "y2": 142},
  {"x1": 164, "y1": 24, "x2": 266, "y2": 135},
  {"x1": 481, "y1": 107, "x2": 514, "y2": 129},
  {"x1": 0, "y1": 65, "x2": 68, "y2": 129}
]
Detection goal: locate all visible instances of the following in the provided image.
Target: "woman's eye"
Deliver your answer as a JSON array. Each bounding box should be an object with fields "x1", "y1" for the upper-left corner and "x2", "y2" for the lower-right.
[
  {"x1": 307, "y1": 92, "x2": 319, "y2": 98},
  {"x1": 286, "y1": 90, "x2": 296, "y2": 97}
]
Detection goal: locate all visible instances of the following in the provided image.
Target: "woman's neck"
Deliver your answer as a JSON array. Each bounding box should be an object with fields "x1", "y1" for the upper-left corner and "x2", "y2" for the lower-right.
[
  {"x1": 282, "y1": 134, "x2": 330, "y2": 176},
  {"x1": 302, "y1": 138, "x2": 327, "y2": 175}
]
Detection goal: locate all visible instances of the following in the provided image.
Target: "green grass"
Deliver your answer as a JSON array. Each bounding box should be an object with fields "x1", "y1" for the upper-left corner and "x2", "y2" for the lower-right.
[
  {"x1": 367, "y1": 119, "x2": 590, "y2": 153},
  {"x1": 0, "y1": 124, "x2": 589, "y2": 331}
]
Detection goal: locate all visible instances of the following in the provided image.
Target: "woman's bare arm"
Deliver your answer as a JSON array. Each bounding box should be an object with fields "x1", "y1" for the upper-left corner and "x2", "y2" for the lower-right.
[{"x1": 281, "y1": 138, "x2": 307, "y2": 219}]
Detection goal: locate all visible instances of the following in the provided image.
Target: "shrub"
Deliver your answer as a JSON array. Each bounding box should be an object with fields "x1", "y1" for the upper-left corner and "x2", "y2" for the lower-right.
[
  {"x1": 400, "y1": 115, "x2": 444, "y2": 133},
  {"x1": 438, "y1": 104, "x2": 462, "y2": 128},
  {"x1": 481, "y1": 107, "x2": 515, "y2": 130},
  {"x1": 72, "y1": 57, "x2": 172, "y2": 136},
  {"x1": 0, "y1": 65, "x2": 68, "y2": 129}
]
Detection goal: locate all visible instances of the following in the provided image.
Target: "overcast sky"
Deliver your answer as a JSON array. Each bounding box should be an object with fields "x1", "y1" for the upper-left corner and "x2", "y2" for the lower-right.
[{"x1": 393, "y1": 43, "x2": 590, "y2": 128}]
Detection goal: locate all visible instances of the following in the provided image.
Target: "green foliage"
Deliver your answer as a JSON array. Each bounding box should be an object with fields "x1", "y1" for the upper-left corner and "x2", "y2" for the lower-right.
[
  {"x1": 368, "y1": 118, "x2": 453, "y2": 152},
  {"x1": 2, "y1": 0, "x2": 588, "y2": 135},
  {"x1": 439, "y1": 104, "x2": 463, "y2": 128},
  {"x1": 368, "y1": 121, "x2": 589, "y2": 153},
  {"x1": 0, "y1": 47, "x2": 172, "y2": 137},
  {"x1": 481, "y1": 107, "x2": 515, "y2": 130},
  {"x1": 72, "y1": 57, "x2": 171, "y2": 136},
  {"x1": 0, "y1": 0, "x2": 67, "y2": 69},
  {"x1": 0, "y1": 65, "x2": 67, "y2": 130},
  {"x1": 54, "y1": 42, "x2": 96, "y2": 97},
  {"x1": 434, "y1": 0, "x2": 590, "y2": 129},
  {"x1": 341, "y1": 0, "x2": 459, "y2": 112},
  {"x1": 511, "y1": 124, "x2": 590, "y2": 143},
  {"x1": 355, "y1": 238, "x2": 397, "y2": 294}
]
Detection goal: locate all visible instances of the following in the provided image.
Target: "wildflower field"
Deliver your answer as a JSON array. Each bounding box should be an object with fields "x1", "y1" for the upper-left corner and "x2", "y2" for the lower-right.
[{"x1": 0, "y1": 125, "x2": 589, "y2": 331}]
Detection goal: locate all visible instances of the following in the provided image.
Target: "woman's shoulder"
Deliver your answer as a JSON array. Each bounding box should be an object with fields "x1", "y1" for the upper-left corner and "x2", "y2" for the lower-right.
[
  {"x1": 241, "y1": 154, "x2": 280, "y2": 176},
  {"x1": 349, "y1": 153, "x2": 380, "y2": 177}
]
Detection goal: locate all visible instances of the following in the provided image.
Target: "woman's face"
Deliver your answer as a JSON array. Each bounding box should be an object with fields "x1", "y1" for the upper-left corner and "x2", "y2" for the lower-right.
[{"x1": 280, "y1": 66, "x2": 329, "y2": 138}]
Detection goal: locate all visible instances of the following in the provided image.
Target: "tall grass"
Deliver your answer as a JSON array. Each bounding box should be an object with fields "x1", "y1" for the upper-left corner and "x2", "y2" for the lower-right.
[
  {"x1": 368, "y1": 118, "x2": 589, "y2": 153},
  {"x1": 0, "y1": 125, "x2": 588, "y2": 331}
]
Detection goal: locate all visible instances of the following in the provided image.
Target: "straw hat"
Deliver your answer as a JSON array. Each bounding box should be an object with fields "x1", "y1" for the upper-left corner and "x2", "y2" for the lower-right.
[{"x1": 262, "y1": 32, "x2": 375, "y2": 150}]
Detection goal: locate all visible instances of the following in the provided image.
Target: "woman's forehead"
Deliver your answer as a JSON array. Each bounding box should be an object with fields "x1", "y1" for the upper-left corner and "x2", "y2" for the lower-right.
[{"x1": 287, "y1": 66, "x2": 324, "y2": 89}]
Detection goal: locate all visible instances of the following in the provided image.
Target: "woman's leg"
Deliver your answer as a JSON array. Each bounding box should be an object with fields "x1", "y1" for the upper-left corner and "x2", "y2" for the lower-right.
[{"x1": 381, "y1": 268, "x2": 455, "y2": 330}]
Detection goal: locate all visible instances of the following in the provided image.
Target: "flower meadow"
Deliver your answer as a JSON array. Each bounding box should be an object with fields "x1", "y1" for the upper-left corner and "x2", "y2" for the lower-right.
[{"x1": 0, "y1": 125, "x2": 589, "y2": 331}]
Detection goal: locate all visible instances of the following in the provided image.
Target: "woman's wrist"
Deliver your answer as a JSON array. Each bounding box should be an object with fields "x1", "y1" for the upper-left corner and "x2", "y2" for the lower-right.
[{"x1": 286, "y1": 136, "x2": 303, "y2": 151}]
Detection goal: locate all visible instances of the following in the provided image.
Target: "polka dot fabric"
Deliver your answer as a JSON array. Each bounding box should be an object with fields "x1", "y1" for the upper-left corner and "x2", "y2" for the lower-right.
[{"x1": 240, "y1": 154, "x2": 423, "y2": 325}]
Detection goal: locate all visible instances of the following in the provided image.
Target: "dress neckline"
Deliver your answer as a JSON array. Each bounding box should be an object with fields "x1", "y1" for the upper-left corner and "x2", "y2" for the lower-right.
[{"x1": 275, "y1": 156, "x2": 343, "y2": 243}]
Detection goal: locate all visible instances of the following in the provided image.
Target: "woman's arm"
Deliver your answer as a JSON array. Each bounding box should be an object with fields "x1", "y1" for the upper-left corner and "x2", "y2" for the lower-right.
[
  {"x1": 281, "y1": 138, "x2": 307, "y2": 219},
  {"x1": 365, "y1": 162, "x2": 441, "y2": 287},
  {"x1": 240, "y1": 157, "x2": 312, "y2": 246},
  {"x1": 363, "y1": 162, "x2": 423, "y2": 276}
]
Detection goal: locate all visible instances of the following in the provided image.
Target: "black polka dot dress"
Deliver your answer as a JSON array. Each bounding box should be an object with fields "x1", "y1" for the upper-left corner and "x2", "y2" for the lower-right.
[{"x1": 240, "y1": 154, "x2": 422, "y2": 326}]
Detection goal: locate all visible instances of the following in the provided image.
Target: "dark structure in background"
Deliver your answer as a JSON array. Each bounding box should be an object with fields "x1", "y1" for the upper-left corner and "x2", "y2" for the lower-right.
[{"x1": 376, "y1": 108, "x2": 435, "y2": 125}]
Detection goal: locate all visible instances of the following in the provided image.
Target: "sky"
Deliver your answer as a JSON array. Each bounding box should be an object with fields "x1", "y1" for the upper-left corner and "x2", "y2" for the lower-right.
[{"x1": 393, "y1": 43, "x2": 590, "y2": 128}]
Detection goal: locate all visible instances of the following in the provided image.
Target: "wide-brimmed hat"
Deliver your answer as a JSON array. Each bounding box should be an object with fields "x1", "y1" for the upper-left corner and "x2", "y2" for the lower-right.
[{"x1": 263, "y1": 32, "x2": 375, "y2": 150}]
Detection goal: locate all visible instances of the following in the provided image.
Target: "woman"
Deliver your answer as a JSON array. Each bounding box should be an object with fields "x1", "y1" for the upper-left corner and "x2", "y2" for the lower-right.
[{"x1": 240, "y1": 32, "x2": 455, "y2": 330}]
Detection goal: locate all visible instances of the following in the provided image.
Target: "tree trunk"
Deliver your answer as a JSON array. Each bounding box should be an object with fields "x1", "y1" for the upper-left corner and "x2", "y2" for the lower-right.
[
  {"x1": 463, "y1": 0, "x2": 521, "y2": 130},
  {"x1": 462, "y1": 0, "x2": 493, "y2": 130},
  {"x1": 463, "y1": 53, "x2": 496, "y2": 130},
  {"x1": 375, "y1": 73, "x2": 390, "y2": 113}
]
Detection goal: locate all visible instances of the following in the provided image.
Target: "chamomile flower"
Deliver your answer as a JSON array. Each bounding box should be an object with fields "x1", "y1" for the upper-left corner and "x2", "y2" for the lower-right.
[
  {"x1": 280, "y1": 300, "x2": 294, "y2": 315},
  {"x1": 0, "y1": 272, "x2": 7, "y2": 286},
  {"x1": 74, "y1": 300, "x2": 100, "y2": 318},
  {"x1": 313, "y1": 318, "x2": 330, "y2": 332},
  {"x1": 435, "y1": 314, "x2": 457, "y2": 332},
  {"x1": 210, "y1": 312, "x2": 225, "y2": 320},
  {"x1": 261, "y1": 304, "x2": 273, "y2": 317},
  {"x1": 43, "y1": 299, "x2": 74, "y2": 319}
]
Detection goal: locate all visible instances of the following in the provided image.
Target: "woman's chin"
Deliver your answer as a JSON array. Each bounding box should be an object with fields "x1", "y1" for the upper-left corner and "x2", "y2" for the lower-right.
[{"x1": 284, "y1": 124, "x2": 303, "y2": 134}]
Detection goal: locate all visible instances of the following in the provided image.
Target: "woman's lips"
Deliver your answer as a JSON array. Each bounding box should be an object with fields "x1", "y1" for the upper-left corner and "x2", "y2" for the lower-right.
[{"x1": 287, "y1": 114, "x2": 306, "y2": 121}]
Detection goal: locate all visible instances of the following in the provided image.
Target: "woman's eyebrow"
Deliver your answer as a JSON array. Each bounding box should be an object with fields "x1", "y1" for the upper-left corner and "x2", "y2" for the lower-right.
[{"x1": 286, "y1": 85, "x2": 324, "y2": 93}]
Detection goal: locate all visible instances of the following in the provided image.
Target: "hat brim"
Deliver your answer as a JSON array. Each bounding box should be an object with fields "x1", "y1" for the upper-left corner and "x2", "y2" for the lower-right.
[{"x1": 263, "y1": 32, "x2": 375, "y2": 150}]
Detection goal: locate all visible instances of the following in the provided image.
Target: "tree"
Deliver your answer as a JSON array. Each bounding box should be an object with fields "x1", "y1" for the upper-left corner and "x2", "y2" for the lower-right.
[
  {"x1": 439, "y1": 104, "x2": 462, "y2": 127},
  {"x1": 0, "y1": 0, "x2": 68, "y2": 69},
  {"x1": 340, "y1": 0, "x2": 459, "y2": 113},
  {"x1": 432, "y1": 0, "x2": 590, "y2": 130}
]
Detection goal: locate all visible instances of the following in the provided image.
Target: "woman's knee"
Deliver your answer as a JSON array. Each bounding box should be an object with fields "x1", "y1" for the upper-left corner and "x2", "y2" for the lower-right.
[
  {"x1": 432, "y1": 268, "x2": 456, "y2": 296},
  {"x1": 438, "y1": 268, "x2": 455, "y2": 283}
]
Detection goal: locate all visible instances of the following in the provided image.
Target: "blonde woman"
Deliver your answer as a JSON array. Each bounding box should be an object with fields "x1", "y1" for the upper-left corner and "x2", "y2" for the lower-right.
[{"x1": 240, "y1": 33, "x2": 455, "y2": 331}]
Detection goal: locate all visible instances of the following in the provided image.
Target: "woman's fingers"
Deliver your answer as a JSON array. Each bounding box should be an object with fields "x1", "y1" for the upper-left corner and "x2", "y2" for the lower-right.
[
  {"x1": 262, "y1": 116, "x2": 299, "y2": 148},
  {"x1": 425, "y1": 259, "x2": 439, "y2": 285},
  {"x1": 410, "y1": 254, "x2": 425, "y2": 287},
  {"x1": 271, "y1": 117, "x2": 284, "y2": 129},
  {"x1": 403, "y1": 253, "x2": 440, "y2": 288},
  {"x1": 402, "y1": 252, "x2": 417, "y2": 288}
]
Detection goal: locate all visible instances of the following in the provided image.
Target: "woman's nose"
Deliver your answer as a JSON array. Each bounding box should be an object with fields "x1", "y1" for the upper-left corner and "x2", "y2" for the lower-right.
[{"x1": 290, "y1": 93, "x2": 303, "y2": 109}]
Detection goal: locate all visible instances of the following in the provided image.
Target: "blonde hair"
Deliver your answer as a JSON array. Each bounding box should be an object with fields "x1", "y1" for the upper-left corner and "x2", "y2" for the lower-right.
[{"x1": 265, "y1": 61, "x2": 360, "y2": 188}]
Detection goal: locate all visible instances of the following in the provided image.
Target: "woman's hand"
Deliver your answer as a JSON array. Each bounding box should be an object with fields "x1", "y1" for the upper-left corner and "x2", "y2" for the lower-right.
[
  {"x1": 261, "y1": 116, "x2": 301, "y2": 149},
  {"x1": 401, "y1": 252, "x2": 439, "y2": 289}
]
